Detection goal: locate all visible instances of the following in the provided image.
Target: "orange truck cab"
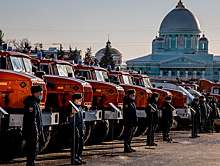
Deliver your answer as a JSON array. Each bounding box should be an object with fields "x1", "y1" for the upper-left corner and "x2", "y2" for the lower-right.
[
  {"x1": 131, "y1": 74, "x2": 171, "y2": 108},
  {"x1": 108, "y1": 70, "x2": 152, "y2": 135},
  {"x1": 0, "y1": 49, "x2": 54, "y2": 155},
  {"x1": 73, "y1": 63, "x2": 125, "y2": 139},
  {"x1": 31, "y1": 58, "x2": 101, "y2": 142}
]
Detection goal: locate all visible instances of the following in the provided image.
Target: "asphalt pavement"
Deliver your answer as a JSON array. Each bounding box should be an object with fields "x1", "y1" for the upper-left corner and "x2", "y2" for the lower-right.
[{"x1": 1, "y1": 130, "x2": 220, "y2": 166}]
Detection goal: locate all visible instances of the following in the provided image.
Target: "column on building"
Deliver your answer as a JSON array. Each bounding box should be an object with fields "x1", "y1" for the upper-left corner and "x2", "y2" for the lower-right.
[
  {"x1": 185, "y1": 69, "x2": 188, "y2": 79},
  {"x1": 177, "y1": 69, "x2": 180, "y2": 77},
  {"x1": 160, "y1": 68, "x2": 163, "y2": 76},
  {"x1": 193, "y1": 68, "x2": 197, "y2": 79},
  {"x1": 202, "y1": 69, "x2": 205, "y2": 79},
  {"x1": 168, "y1": 68, "x2": 171, "y2": 77}
]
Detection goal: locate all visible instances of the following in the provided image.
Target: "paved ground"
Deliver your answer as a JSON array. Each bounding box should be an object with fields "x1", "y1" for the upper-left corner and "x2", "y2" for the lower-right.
[{"x1": 1, "y1": 130, "x2": 220, "y2": 166}]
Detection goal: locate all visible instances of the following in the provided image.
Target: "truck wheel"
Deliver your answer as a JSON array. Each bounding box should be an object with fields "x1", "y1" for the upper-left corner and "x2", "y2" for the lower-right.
[
  {"x1": 107, "y1": 120, "x2": 124, "y2": 140},
  {"x1": 39, "y1": 126, "x2": 51, "y2": 152},
  {"x1": 0, "y1": 129, "x2": 25, "y2": 160},
  {"x1": 172, "y1": 118, "x2": 181, "y2": 129},
  {"x1": 84, "y1": 122, "x2": 92, "y2": 143},
  {"x1": 89, "y1": 120, "x2": 109, "y2": 143},
  {"x1": 135, "y1": 118, "x2": 148, "y2": 136}
]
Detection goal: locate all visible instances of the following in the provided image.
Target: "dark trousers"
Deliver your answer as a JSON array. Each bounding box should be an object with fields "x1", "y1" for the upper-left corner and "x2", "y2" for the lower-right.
[
  {"x1": 147, "y1": 122, "x2": 156, "y2": 145},
  {"x1": 124, "y1": 126, "x2": 135, "y2": 148},
  {"x1": 26, "y1": 138, "x2": 39, "y2": 166},
  {"x1": 163, "y1": 120, "x2": 172, "y2": 140},
  {"x1": 71, "y1": 132, "x2": 84, "y2": 160}
]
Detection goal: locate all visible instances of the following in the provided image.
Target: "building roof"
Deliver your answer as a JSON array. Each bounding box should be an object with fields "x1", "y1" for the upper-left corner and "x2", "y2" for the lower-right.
[
  {"x1": 159, "y1": 1, "x2": 200, "y2": 32},
  {"x1": 96, "y1": 48, "x2": 121, "y2": 55},
  {"x1": 126, "y1": 55, "x2": 151, "y2": 63}
]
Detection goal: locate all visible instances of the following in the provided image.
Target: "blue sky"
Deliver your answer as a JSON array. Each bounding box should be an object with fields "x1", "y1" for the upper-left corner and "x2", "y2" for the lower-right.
[{"x1": 1, "y1": 0, "x2": 220, "y2": 60}]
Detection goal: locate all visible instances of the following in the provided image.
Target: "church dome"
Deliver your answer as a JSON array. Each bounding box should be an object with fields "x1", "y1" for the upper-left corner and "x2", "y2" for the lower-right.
[
  {"x1": 199, "y1": 35, "x2": 208, "y2": 42},
  {"x1": 159, "y1": 1, "x2": 200, "y2": 32},
  {"x1": 96, "y1": 48, "x2": 121, "y2": 55}
]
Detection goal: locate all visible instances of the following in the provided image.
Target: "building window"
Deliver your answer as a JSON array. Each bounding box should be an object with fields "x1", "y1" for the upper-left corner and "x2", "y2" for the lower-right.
[
  {"x1": 178, "y1": 35, "x2": 184, "y2": 47},
  {"x1": 203, "y1": 43, "x2": 206, "y2": 50},
  {"x1": 163, "y1": 72, "x2": 168, "y2": 75},
  {"x1": 139, "y1": 67, "x2": 143, "y2": 70},
  {"x1": 131, "y1": 67, "x2": 134, "y2": 70},
  {"x1": 189, "y1": 72, "x2": 192, "y2": 75},
  {"x1": 172, "y1": 72, "x2": 175, "y2": 76},
  {"x1": 180, "y1": 72, "x2": 184, "y2": 75},
  {"x1": 197, "y1": 72, "x2": 201, "y2": 76},
  {"x1": 214, "y1": 72, "x2": 218, "y2": 75},
  {"x1": 159, "y1": 43, "x2": 162, "y2": 49},
  {"x1": 165, "y1": 36, "x2": 169, "y2": 49}
]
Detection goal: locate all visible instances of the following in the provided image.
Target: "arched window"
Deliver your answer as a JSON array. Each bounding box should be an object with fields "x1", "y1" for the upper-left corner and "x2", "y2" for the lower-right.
[
  {"x1": 159, "y1": 43, "x2": 162, "y2": 49},
  {"x1": 203, "y1": 43, "x2": 206, "y2": 50},
  {"x1": 165, "y1": 36, "x2": 169, "y2": 49},
  {"x1": 178, "y1": 35, "x2": 184, "y2": 48}
]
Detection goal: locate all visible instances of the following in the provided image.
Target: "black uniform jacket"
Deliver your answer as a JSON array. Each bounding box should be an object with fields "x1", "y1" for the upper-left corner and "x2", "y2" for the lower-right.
[
  {"x1": 23, "y1": 95, "x2": 45, "y2": 142},
  {"x1": 191, "y1": 101, "x2": 201, "y2": 122},
  {"x1": 145, "y1": 97, "x2": 159, "y2": 123},
  {"x1": 162, "y1": 101, "x2": 173, "y2": 122},
  {"x1": 67, "y1": 102, "x2": 86, "y2": 135},
  {"x1": 123, "y1": 96, "x2": 138, "y2": 127}
]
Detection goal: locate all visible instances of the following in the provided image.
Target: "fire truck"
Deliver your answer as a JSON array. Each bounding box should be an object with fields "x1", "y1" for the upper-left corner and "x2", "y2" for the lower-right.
[
  {"x1": 31, "y1": 58, "x2": 104, "y2": 144},
  {"x1": 32, "y1": 59, "x2": 124, "y2": 141},
  {"x1": 107, "y1": 69, "x2": 152, "y2": 135},
  {"x1": 131, "y1": 74, "x2": 190, "y2": 128},
  {"x1": 73, "y1": 64, "x2": 125, "y2": 140},
  {"x1": 0, "y1": 49, "x2": 55, "y2": 157}
]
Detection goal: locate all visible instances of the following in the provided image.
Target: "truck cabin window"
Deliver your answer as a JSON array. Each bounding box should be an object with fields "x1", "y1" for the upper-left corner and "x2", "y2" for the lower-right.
[
  {"x1": 23, "y1": 58, "x2": 32, "y2": 73},
  {"x1": 10, "y1": 56, "x2": 25, "y2": 72},
  {"x1": 142, "y1": 77, "x2": 152, "y2": 87},
  {"x1": 93, "y1": 70, "x2": 105, "y2": 82},
  {"x1": 121, "y1": 75, "x2": 133, "y2": 85},
  {"x1": 74, "y1": 70, "x2": 91, "y2": 79},
  {"x1": 56, "y1": 64, "x2": 68, "y2": 77},
  {"x1": 66, "y1": 65, "x2": 75, "y2": 78}
]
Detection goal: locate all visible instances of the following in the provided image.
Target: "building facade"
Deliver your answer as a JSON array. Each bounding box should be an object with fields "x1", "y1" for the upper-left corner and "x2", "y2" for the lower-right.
[{"x1": 126, "y1": 0, "x2": 220, "y2": 81}]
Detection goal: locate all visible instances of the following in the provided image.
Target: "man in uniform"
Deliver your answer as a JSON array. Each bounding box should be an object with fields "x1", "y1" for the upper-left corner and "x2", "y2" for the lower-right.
[
  {"x1": 191, "y1": 98, "x2": 201, "y2": 137},
  {"x1": 146, "y1": 93, "x2": 159, "y2": 146},
  {"x1": 199, "y1": 95, "x2": 208, "y2": 132},
  {"x1": 123, "y1": 89, "x2": 138, "y2": 153},
  {"x1": 23, "y1": 85, "x2": 45, "y2": 166},
  {"x1": 67, "y1": 93, "x2": 86, "y2": 165},
  {"x1": 162, "y1": 96, "x2": 174, "y2": 141}
]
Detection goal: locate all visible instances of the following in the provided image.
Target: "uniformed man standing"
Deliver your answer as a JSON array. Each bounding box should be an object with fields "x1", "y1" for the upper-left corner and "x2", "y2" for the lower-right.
[
  {"x1": 123, "y1": 89, "x2": 138, "y2": 153},
  {"x1": 191, "y1": 98, "x2": 201, "y2": 137},
  {"x1": 146, "y1": 93, "x2": 159, "y2": 146},
  {"x1": 23, "y1": 85, "x2": 45, "y2": 166},
  {"x1": 67, "y1": 93, "x2": 86, "y2": 165},
  {"x1": 162, "y1": 96, "x2": 174, "y2": 141},
  {"x1": 199, "y1": 96, "x2": 208, "y2": 132}
]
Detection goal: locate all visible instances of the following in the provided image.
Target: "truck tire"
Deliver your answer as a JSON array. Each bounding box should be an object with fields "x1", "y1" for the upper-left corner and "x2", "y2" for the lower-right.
[
  {"x1": 106, "y1": 120, "x2": 124, "y2": 140},
  {"x1": 84, "y1": 122, "x2": 92, "y2": 143},
  {"x1": 39, "y1": 126, "x2": 51, "y2": 152},
  {"x1": 135, "y1": 118, "x2": 148, "y2": 136},
  {"x1": 88, "y1": 120, "x2": 109, "y2": 143}
]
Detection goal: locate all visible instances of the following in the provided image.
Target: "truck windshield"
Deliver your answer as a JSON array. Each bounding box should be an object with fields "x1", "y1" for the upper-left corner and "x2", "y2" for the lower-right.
[
  {"x1": 10, "y1": 56, "x2": 25, "y2": 72},
  {"x1": 142, "y1": 77, "x2": 152, "y2": 87},
  {"x1": 121, "y1": 75, "x2": 133, "y2": 85},
  {"x1": 93, "y1": 70, "x2": 105, "y2": 82},
  {"x1": 23, "y1": 58, "x2": 32, "y2": 73},
  {"x1": 56, "y1": 64, "x2": 68, "y2": 77}
]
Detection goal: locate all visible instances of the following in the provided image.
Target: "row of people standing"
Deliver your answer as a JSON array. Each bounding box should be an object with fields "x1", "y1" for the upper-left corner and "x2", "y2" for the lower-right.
[
  {"x1": 123, "y1": 90, "x2": 174, "y2": 152},
  {"x1": 191, "y1": 95, "x2": 220, "y2": 137}
]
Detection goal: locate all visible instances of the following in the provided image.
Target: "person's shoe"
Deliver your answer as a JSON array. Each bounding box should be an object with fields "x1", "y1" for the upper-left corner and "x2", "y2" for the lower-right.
[
  {"x1": 129, "y1": 147, "x2": 136, "y2": 152},
  {"x1": 195, "y1": 135, "x2": 200, "y2": 137},
  {"x1": 74, "y1": 160, "x2": 82, "y2": 165},
  {"x1": 146, "y1": 143, "x2": 157, "y2": 146},
  {"x1": 163, "y1": 138, "x2": 172, "y2": 141},
  {"x1": 78, "y1": 157, "x2": 86, "y2": 164}
]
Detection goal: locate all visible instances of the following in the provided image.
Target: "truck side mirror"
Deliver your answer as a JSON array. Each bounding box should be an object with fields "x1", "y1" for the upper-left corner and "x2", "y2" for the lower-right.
[
  {"x1": 36, "y1": 71, "x2": 46, "y2": 79},
  {"x1": 32, "y1": 66, "x2": 37, "y2": 74}
]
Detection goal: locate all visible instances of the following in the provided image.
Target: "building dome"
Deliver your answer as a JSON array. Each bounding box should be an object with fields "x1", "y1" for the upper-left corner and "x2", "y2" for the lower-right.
[
  {"x1": 199, "y1": 35, "x2": 208, "y2": 42},
  {"x1": 159, "y1": 1, "x2": 200, "y2": 32},
  {"x1": 96, "y1": 47, "x2": 121, "y2": 55}
]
